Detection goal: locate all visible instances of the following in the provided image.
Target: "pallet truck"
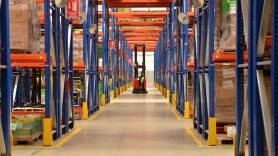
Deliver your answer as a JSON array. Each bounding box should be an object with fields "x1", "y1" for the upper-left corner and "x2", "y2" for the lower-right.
[{"x1": 132, "y1": 44, "x2": 148, "y2": 94}]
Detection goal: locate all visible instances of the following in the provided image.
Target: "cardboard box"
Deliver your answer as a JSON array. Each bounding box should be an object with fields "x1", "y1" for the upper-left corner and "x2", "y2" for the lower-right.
[
  {"x1": 10, "y1": 0, "x2": 40, "y2": 53},
  {"x1": 214, "y1": 64, "x2": 247, "y2": 123}
]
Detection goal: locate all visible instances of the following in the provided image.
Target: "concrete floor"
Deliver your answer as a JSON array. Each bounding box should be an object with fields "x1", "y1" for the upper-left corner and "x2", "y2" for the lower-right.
[{"x1": 13, "y1": 85, "x2": 234, "y2": 156}]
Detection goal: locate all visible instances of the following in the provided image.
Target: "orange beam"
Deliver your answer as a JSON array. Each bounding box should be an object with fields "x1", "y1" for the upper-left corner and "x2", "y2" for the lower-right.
[
  {"x1": 131, "y1": 48, "x2": 156, "y2": 52},
  {"x1": 98, "y1": 0, "x2": 174, "y2": 8},
  {"x1": 188, "y1": 12, "x2": 194, "y2": 17},
  {"x1": 12, "y1": 111, "x2": 45, "y2": 115},
  {"x1": 125, "y1": 37, "x2": 159, "y2": 41},
  {"x1": 73, "y1": 62, "x2": 85, "y2": 71},
  {"x1": 10, "y1": 54, "x2": 47, "y2": 68},
  {"x1": 265, "y1": 36, "x2": 272, "y2": 49},
  {"x1": 121, "y1": 28, "x2": 162, "y2": 33},
  {"x1": 117, "y1": 21, "x2": 165, "y2": 26},
  {"x1": 131, "y1": 46, "x2": 156, "y2": 48},
  {"x1": 112, "y1": 12, "x2": 167, "y2": 19},
  {"x1": 123, "y1": 33, "x2": 160, "y2": 38},
  {"x1": 128, "y1": 41, "x2": 157, "y2": 44},
  {"x1": 213, "y1": 52, "x2": 248, "y2": 62},
  {"x1": 129, "y1": 43, "x2": 157, "y2": 47}
]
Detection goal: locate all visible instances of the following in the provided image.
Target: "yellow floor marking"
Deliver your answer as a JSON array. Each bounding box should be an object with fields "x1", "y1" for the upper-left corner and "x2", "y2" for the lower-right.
[
  {"x1": 167, "y1": 102, "x2": 206, "y2": 148},
  {"x1": 14, "y1": 146, "x2": 51, "y2": 149},
  {"x1": 55, "y1": 128, "x2": 82, "y2": 147},
  {"x1": 108, "y1": 101, "x2": 115, "y2": 107},
  {"x1": 171, "y1": 109, "x2": 182, "y2": 120},
  {"x1": 185, "y1": 128, "x2": 204, "y2": 147},
  {"x1": 14, "y1": 128, "x2": 82, "y2": 149},
  {"x1": 89, "y1": 109, "x2": 104, "y2": 121}
]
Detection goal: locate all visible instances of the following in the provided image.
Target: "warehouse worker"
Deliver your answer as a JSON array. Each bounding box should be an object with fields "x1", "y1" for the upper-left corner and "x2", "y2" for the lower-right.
[{"x1": 139, "y1": 71, "x2": 145, "y2": 90}]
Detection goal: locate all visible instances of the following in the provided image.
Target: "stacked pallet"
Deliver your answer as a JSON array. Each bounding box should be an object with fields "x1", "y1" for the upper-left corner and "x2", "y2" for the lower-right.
[
  {"x1": 214, "y1": 64, "x2": 247, "y2": 123},
  {"x1": 213, "y1": 0, "x2": 241, "y2": 142},
  {"x1": 73, "y1": 32, "x2": 83, "y2": 63},
  {"x1": 10, "y1": 0, "x2": 41, "y2": 53},
  {"x1": 12, "y1": 116, "x2": 43, "y2": 145}
]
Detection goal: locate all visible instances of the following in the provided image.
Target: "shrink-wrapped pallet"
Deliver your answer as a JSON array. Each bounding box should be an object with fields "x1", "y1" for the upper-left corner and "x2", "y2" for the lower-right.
[
  {"x1": 73, "y1": 33, "x2": 83, "y2": 63},
  {"x1": 214, "y1": 0, "x2": 222, "y2": 50},
  {"x1": 214, "y1": 64, "x2": 247, "y2": 123},
  {"x1": 10, "y1": 0, "x2": 40, "y2": 53},
  {"x1": 219, "y1": 0, "x2": 236, "y2": 51}
]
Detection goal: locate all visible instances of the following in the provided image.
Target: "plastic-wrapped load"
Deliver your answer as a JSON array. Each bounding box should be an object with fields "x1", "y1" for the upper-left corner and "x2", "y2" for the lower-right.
[
  {"x1": 214, "y1": 0, "x2": 222, "y2": 50},
  {"x1": 10, "y1": 0, "x2": 40, "y2": 53},
  {"x1": 73, "y1": 33, "x2": 83, "y2": 63},
  {"x1": 219, "y1": 0, "x2": 236, "y2": 51},
  {"x1": 214, "y1": 64, "x2": 247, "y2": 123}
]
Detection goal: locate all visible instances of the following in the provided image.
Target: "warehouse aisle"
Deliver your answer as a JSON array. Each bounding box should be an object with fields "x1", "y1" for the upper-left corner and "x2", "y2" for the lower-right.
[{"x1": 14, "y1": 85, "x2": 234, "y2": 156}]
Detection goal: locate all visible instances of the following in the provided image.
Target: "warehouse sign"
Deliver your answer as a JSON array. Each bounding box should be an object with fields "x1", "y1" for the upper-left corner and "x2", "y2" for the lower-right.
[
  {"x1": 109, "y1": 40, "x2": 115, "y2": 49},
  {"x1": 66, "y1": 0, "x2": 79, "y2": 19}
]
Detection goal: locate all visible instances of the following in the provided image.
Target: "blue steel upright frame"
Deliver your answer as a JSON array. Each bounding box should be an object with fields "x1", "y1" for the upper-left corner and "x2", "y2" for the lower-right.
[
  {"x1": 169, "y1": 0, "x2": 176, "y2": 104},
  {"x1": 115, "y1": 24, "x2": 120, "y2": 96},
  {"x1": 193, "y1": 3, "x2": 208, "y2": 140},
  {"x1": 0, "y1": 0, "x2": 12, "y2": 155},
  {"x1": 236, "y1": 0, "x2": 275, "y2": 155},
  {"x1": 43, "y1": 0, "x2": 75, "y2": 141},
  {"x1": 272, "y1": 0, "x2": 278, "y2": 154},
  {"x1": 193, "y1": 0, "x2": 216, "y2": 145},
  {"x1": 111, "y1": 9, "x2": 116, "y2": 99},
  {"x1": 102, "y1": 0, "x2": 110, "y2": 105},
  {"x1": 235, "y1": 0, "x2": 246, "y2": 155},
  {"x1": 176, "y1": 0, "x2": 190, "y2": 117},
  {"x1": 176, "y1": 1, "x2": 184, "y2": 114},
  {"x1": 82, "y1": 0, "x2": 99, "y2": 114},
  {"x1": 164, "y1": 9, "x2": 170, "y2": 99}
]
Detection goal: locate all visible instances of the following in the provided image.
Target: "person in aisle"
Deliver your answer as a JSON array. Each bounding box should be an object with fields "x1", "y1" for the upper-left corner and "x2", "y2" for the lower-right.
[{"x1": 139, "y1": 71, "x2": 145, "y2": 90}]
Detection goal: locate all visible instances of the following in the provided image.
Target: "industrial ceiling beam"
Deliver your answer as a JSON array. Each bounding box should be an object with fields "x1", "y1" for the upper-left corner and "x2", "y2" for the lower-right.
[
  {"x1": 98, "y1": 0, "x2": 174, "y2": 8},
  {"x1": 131, "y1": 48, "x2": 156, "y2": 52},
  {"x1": 129, "y1": 44, "x2": 157, "y2": 48},
  {"x1": 112, "y1": 12, "x2": 167, "y2": 19},
  {"x1": 128, "y1": 41, "x2": 157, "y2": 44},
  {"x1": 125, "y1": 37, "x2": 159, "y2": 41},
  {"x1": 123, "y1": 33, "x2": 160, "y2": 37},
  {"x1": 117, "y1": 21, "x2": 165, "y2": 26},
  {"x1": 121, "y1": 28, "x2": 162, "y2": 33}
]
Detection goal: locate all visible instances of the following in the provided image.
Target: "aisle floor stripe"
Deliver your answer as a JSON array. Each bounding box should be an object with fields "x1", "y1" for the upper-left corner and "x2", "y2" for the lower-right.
[
  {"x1": 14, "y1": 128, "x2": 82, "y2": 149},
  {"x1": 89, "y1": 109, "x2": 104, "y2": 121},
  {"x1": 185, "y1": 128, "x2": 204, "y2": 147},
  {"x1": 168, "y1": 102, "x2": 205, "y2": 147},
  {"x1": 55, "y1": 128, "x2": 82, "y2": 147},
  {"x1": 171, "y1": 109, "x2": 182, "y2": 120}
]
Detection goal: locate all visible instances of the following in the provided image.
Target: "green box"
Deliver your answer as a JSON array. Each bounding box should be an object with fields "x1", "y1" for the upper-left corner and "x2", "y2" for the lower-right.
[{"x1": 222, "y1": 0, "x2": 236, "y2": 15}]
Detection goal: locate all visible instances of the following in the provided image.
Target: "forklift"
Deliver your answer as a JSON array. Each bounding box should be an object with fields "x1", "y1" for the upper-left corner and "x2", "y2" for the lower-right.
[{"x1": 132, "y1": 44, "x2": 148, "y2": 94}]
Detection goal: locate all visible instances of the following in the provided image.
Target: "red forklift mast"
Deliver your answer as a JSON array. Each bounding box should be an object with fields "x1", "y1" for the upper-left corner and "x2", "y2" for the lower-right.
[{"x1": 132, "y1": 44, "x2": 148, "y2": 94}]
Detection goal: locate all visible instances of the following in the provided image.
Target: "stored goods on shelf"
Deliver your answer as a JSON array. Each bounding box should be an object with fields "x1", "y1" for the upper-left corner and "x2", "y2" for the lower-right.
[
  {"x1": 219, "y1": 0, "x2": 236, "y2": 51},
  {"x1": 10, "y1": 0, "x2": 41, "y2": 53},
  {"x1": 12, "y1": 116, "x2": 43, "y2": 144},
  {"x1": 73, "y1": 33, "x2": 83, "y2": 63},
  {"x1": 214, "y1": 64, "x2": 247, "y2": 123}
]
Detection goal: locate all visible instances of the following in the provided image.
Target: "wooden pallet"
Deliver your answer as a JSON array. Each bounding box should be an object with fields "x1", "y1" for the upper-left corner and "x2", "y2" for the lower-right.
[
  {"x1": 217, "y1": 134, "x2": 234, "y2": 144},
  {"x1": 13, "y1": 133, "x2": 42, "y2": 145}
]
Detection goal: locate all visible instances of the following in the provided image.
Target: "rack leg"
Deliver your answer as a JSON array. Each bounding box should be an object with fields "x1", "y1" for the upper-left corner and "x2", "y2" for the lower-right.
[
  {"x1": 172, "y1": 93, "x2": 176, "y2": 106},
  {"x1": 184, "y1": 102, "x2": 190, "y2": 119},
  {"x1": 43, "y1": 118, "x2": 53, "y2": 146},
  {"x1": 82, "y1": 102, "x2": 88, "y2": 120},
  {"x1": 207, "y1": 117, "x2": 216, "y2": 146}
]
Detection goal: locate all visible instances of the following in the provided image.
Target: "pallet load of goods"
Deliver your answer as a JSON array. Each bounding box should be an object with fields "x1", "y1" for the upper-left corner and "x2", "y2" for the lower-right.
[
  {"x1": 9, "y1": 0, "x2": 43, "y2": 144},
  {"x1": 72, "y1": 31, "x2": 84, "y2": 120},
  {"x1": 213, "y1": 0, "x2": 244, "y2": 143},
  {"x1": 10, "y1": 0, "x2": 41, "y2": 54},
  {"x1": 213, "y1": 0, "x2": 271, "y2": 143}
]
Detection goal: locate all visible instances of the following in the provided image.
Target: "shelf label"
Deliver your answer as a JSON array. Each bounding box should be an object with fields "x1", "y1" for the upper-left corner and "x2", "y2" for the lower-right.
[{"x1": 66, "y1": 0, "x2": 79, "y2": 19}]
